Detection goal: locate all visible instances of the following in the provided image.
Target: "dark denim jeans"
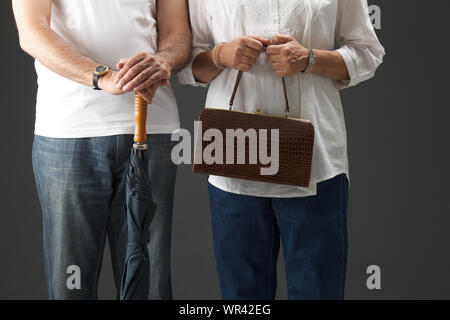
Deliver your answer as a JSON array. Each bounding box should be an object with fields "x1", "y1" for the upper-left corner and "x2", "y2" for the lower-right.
[
  {"x1": 208, "y1": 174, "x2": 349, "y2": 300},
  {"x1": 32, "y1": 134, "x2": 177, "y2": 300}
]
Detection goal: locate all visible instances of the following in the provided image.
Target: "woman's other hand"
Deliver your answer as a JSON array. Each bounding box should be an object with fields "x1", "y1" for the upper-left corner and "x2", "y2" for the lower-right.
[
  {"x1": 218, "y1": 36, "x2": 270, "y2": 72},
  {"x1": 266, "y1": 34, "x2": 309, "y2": 77}
]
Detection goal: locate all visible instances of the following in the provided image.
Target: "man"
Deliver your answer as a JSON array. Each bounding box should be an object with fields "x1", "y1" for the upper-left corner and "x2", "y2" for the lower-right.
[{"x1": 12, "y1": 0, "x2": 191, "y2": 299}]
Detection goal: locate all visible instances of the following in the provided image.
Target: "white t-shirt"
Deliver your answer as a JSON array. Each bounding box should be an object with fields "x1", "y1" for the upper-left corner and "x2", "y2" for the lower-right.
[
  {"x1": 34, "y1": 0, "x2": 180, "y2": 138},
  {"x1": 179, "y1": 0, "x2": 385, "y2": 198}
]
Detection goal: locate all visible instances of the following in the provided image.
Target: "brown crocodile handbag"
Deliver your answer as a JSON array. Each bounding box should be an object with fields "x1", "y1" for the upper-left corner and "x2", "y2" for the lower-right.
[{"x1": 193, "y1": 71, "x2": 315, "y2": 188}]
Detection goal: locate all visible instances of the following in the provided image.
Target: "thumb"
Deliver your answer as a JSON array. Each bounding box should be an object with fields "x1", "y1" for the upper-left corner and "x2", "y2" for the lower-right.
[
  {"x1": 248, "y1": 35, "x2": 271, "y2": 49},
  {"x1": 271, "y1": 34, "x2": 294, "y2": 45},
  {"x1": 250, "y1": 36, "x2": 271, "y2": 44}
]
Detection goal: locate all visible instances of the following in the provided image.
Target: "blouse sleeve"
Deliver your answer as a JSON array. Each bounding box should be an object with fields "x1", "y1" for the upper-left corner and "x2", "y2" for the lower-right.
[
  {"x1": 177, "y1": 0, "x2": 214, "y2": 87},
  {"x1": 334, "y1": 0, "x2": 385, "y2": 90}
]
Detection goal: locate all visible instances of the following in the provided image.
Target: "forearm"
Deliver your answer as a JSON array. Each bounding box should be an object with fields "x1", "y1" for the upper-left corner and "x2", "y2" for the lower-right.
[
  {"x1": 19, "y1": 27, "x2": 98, "y2": 87},
  {"x1": 13, "y1": 0, "x2": 98, "y2": 87},
  {"x1": 192, "y1": 50, "x2": 223, "y2": 84},
  {"x1": 312, "y1": 49, "x2": 350, "y2": 81},
  {"x1": 155, "y1": 0, "x2": 191, "y2": 75},
  {"x1": 157, "y1": 31, "x2": 192, "y2": 75}
]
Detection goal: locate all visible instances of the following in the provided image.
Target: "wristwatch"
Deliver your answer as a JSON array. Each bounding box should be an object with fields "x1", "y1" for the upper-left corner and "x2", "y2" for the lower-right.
[
  {"x1": 303, "y1": 49, "x2": 316, "y2": 74},
  {"x1": 93, "y1": 65, "x2": 110, "y2": 90}
]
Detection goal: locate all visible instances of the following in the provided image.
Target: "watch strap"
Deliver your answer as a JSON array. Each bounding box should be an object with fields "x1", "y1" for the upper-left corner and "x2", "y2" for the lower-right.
[
  {"x1": 303, "y1": 48, "x2": 315, "y2": 74},
  {"x1": 93, "y1": 65, "x2": 110, "y2": 90},
  {"x1": 93, "y1": 73, "x2": 101, "y2": 90}
]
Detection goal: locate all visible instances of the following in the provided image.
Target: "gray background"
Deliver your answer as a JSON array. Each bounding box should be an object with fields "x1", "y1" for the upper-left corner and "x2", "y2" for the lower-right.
[{"x1": 1, "y1": 1, "x2": 449, "y2": 300}]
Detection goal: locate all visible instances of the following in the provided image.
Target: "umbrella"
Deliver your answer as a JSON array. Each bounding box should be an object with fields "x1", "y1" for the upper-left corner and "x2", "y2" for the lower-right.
[{"x1": 120, "y1": 94, "x2": 156, "y2": 300}]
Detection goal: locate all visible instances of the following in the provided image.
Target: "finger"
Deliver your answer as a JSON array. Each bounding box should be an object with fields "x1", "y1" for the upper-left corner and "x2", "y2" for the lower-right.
[
  {"x1": 116, "y1": 56, "x2": 143, "y2": 84},
  {"x1": 137, "y1": 87, "x2": 156, "y2": 104},
  {"x1": 136, "y1": 88, "x2": 152, "y2": 104},
  {"x1": 237, "y1": 63, "x2": 252, "y2": 72},
  {"x1": 244, "y1": 37, "x2": 265, "y2": 52},
  {"x1": 266, "y1": 44, "x2": 285, "y2": 55},
  {"x1": 237, "y1": 55, "x2": 257, "y2": 66},
  {"x1": 267, "y1": 53, "x2": 283, "y2": 63},
  {"x1": 149, "y1": 85, "x2": 158, "y2": 95},
  {"x1": 135, "y1": 70, "x2": 169, "y2": 91},
  {"x1": 122, "y1": 67, "x2": 157, "y2": 92},
  {"x1": 160, "y1": 79, "x2": 169, "y2": 86},
  {"x1": 242, "y1": 47, "x2": 261, "y2": 60},
  {"x1": 271, "y1": 34, "x2": 294, "y2": 45},
  {"x1": 147, "y1": 83, "x2": 159, "y2": 93},
  {"x1": 142, "y1": 80, "x2": 169, "y2": 97},
  {"x1": 270, "y1": 63, "x2": 286, "y2": 77},
  {"x1": 139, "y1": 83, "x2": 158, "y2": 95},
  {"x1": 119, "y1": 60, "x2": 157, "y2": 90},
  {"x1": 115, "y1": 58, "x2": 128, "y2": 73},
  {"x1": 248, "y1": 36, "x2": 271, "y2": 46},
  {"x1": 270, "y1": 62, "x2": 284, "y2": 70},
  {"x1": 115, "y1": 54, "x2": 146, "y2": 85}
]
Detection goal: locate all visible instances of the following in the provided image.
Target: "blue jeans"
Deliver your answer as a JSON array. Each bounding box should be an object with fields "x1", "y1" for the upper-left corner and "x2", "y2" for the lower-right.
[
  {"x1": 208, "y1": 174, "x2": 349, "y2": 300},
  {"x1": 32, "y1": 134, "x2": 177, "y2": 300}
]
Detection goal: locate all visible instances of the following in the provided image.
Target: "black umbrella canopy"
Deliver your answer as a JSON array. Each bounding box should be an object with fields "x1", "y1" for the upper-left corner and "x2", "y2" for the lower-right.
[
  {"x1": 120, "y1": 95, "x2": 155, "y2": 300},
  {"x1": 120, "y1": 146, "x2": 155, "y2": 300}
]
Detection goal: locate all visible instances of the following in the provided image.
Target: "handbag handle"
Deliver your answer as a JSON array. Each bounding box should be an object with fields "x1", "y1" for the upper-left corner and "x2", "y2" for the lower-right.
[{"x1": 228, "y1": 70, "x2": 291, "y2": 118}]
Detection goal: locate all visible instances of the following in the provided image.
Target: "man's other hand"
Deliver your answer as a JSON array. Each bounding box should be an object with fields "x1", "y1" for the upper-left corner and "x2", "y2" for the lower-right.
[
  {"x1": 114, "y1": 52, "x2": 171, "y2": 93},
  {"x1": 98, "y1": 70, "x2": 125, "y2": 95}
]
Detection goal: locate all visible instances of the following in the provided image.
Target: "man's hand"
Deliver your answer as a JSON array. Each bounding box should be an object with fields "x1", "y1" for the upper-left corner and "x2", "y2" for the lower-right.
[
  {"x1": 112, "y1": 0, "x2": 191, "y2": 103},
  {"x1": 99, "y1": 69, "x2": 164, "y2": 102},
  {"x1": 266, "y1": 34, "x2": 309, "y2": 77},
  {"x1": 134, "y1": 81, "x2": 169, "y2": 104},
  {"x1": 97, "y1": 70, "x2": 126, "y2": 95},
  {"x1": 114, "y1": 56, "x2": 169, "y2": 103},
  {"x1": 114, "y1": 52, "x2": 171, "y2": 93},
  {"x1": 218, "y1": 36, "x2": 270, "y2": 72}
]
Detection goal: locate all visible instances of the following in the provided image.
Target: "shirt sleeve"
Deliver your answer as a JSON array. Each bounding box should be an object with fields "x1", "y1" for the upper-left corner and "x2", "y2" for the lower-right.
[
  {"x1": 334, "y1": 0, "x2": 385, "y2": 90},
  {"x1": 177, "y1": 0, "x2": 214, "y2": 87}
]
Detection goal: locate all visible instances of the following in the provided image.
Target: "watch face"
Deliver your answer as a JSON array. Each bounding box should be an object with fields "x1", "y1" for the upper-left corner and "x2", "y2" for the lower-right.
[
  {"x1": 95, "y1": 65, "x2": 109, "y2": 75},
  {"x1": 310, "y1": 51, "x2": 316, "y2": 64}
]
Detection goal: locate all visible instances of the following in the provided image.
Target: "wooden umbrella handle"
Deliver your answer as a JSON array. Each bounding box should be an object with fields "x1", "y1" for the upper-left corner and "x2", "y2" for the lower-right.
[{"x1": 134, "y1": 94, "x2": 148, "y2": 144}]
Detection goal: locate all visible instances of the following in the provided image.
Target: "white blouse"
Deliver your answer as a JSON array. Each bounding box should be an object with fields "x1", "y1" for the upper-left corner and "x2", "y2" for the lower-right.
[{"x1": 179, "y1": 0, "x2": 385, "y2": 198}]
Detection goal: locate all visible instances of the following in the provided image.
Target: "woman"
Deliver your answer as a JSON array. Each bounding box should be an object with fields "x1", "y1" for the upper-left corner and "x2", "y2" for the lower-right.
[{"x1": 179, "y1": 0, "x2": 384, "y2": 300}]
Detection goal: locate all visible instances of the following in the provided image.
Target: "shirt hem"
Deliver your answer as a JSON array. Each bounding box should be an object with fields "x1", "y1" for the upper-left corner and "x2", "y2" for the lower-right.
[
  {"x1": 34, "y1": 124, "x2": 180, "y2": 139},
  {"x1": 207, "y1": 170, "x2": 350, "y2": 199}
]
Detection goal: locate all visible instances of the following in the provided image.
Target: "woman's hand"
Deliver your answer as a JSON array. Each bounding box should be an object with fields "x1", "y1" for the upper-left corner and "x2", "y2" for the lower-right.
[
  {"x1": 192, "y1": 35, "x2": 269, "y2": 84},
  {"x1": 266, "y1": 34, "x2": 309, "y2": 77},
  {"x1": 218, "y1": 36, "x2": 270, "y2": 72}
]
